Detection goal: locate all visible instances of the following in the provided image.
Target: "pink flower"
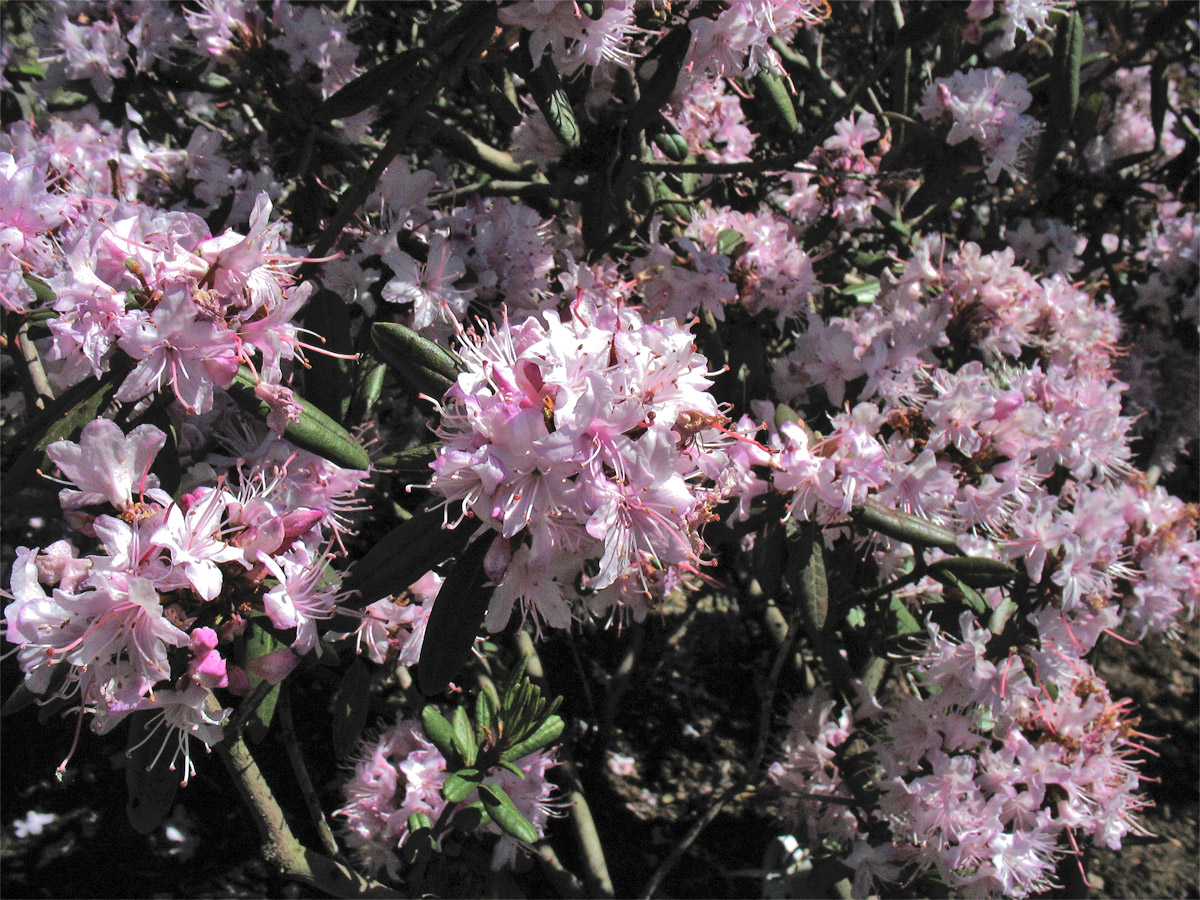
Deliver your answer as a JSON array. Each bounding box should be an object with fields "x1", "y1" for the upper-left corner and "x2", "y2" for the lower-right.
[
  {"x1": 920, "y1": 68, "x2": 1040, "y2": 182},
  {"x1": 47, "y1": 419, "x2": 169, "y2": 513},
  {"x1": 151, "y1": 488, "x2": 245, "y2": 602}
]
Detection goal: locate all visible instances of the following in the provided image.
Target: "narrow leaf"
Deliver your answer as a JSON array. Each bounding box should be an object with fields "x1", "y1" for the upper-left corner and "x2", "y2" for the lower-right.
[
  {"x1": 851, "y1": 499, "x2": 961, "y2": 554},
  {"x1": 417, "y1": 531, "x2": 498, "y2": 696},
  {"x1": 518, "y1": 49, "x2": 580, "y2": 149},
  {"x1": 754, "y1": 69, "x2": 799, "y2": 134},
  {"x1": 452, "y1": 705, "x2": 478, "y2": 768},
  {"x1": 501, "y1": 714, "x2": 565, "y2": 763},
  {"x1": 443, "y1": 767, "x2": 484, "y2": 803},
  {"x1": 928, "y1": 555, "x2": 1019, "y2": 589},
  {"x1": 452, "y1": 801, "x2": 492, "y2": 831},
  {"x1": 125, "y1": 710, "x2": 180, "y2": 834},
  {"x1": 479, "y1": 782, "x2": 539, "y2": 844},
  {"x1": 1150, "y1": 55, "x2": 1168, "y2": 150},
  {"x1": 244, "y1": 623, "x2": 285, "y2": 742},
  {"x1": 3, "y1": 371, "x2": 121, "y2": 488},
  {"x1": 331, "y1": 659, "x2": 372, "y2": 760},
  {"x1": 475, "y1": 687, "x2": 496, "y2": 745},
  {"x1": 318, "y1": 48, "x2": 423, "y2": 122},
  {"x1": 421, "y1": 706, "x2": 463, "y2": 769},
  {"x1": 225, "y1": 367, "x2": 370, "y2": 471},
  {"x1": 300, "y1": 288, "x2": 355, "y2": 423},
  {"x1": 332, "y1": 506, "x2": 471, "y2": 629},
  {"x1": 371, "y1": 322, "x2": 465, "y2": 399}
]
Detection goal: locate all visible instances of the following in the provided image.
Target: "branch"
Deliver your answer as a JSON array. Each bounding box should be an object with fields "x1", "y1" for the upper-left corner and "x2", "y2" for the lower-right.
[
  {"x1": 217, "y1": 729, "x2": 400, "y2": 898},
  {"x1": 279, "y1": 685, "x2": 342, "y2": 858},
  {"x1": 638, "y1": 526, "x2": 821, "y2": 899},
  {"x1": 305, "y1": 10, "x2": 497, "y2": 264},
  {"x1": 517, "y1": 631, "x2": 615, "y2": 899}
]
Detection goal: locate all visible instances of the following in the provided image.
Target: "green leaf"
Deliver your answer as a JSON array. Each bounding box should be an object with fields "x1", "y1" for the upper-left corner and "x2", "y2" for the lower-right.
[
  {"x1": 839, "y1": 279, "x2": 882, "y2": 304},
  {"x1": 886, "y1": 594, "x2": 922, "y2": 639},
  {"x1": 632, "y1": 25, "x2": 692, "y2": 125},
  {"x1": 345, "y1": 350, "x2": 387, "y2": 429},
  {"x1": 786, "y1": 522, "x2": 828, "y2": 635},
  {"x1": 373, "y1": 442, "x2": 439, "y2": 479},
  {"x1": 452, "y1": 705, "x2": 478, "y2": 768},
  {"x1": 479, "y1": 782, "x2": 538, "y2": 844},
  {"x1": 1, "y1": 682, "x2": 40, "y2": 718},
  {"x1": 331, "y1": 659, "x2": 372, "y2": 760},
  {"x1": 417, "y1": 532, "x2": 498, "y2": 696},
  {"x1": 652, "y1": 130, "x2": 690, "y2": 162},
  {"x1": 851, "y1": 499, "x2": 961, "y2": 554},
  {"x1": 773, "y1": 403, "x2": 802, "y2": 430},
  {"x1": 1053, "y1": 12, "x2": 1082, "y2": 126},
  {"x1": 452, "y1": 801, "x2": 491, "y2": 831},
  {"x1": 500, "y1": 714, "x2": 565, "y2": 763},
  {"x1": 300, "y1": 288, "x2": 355, "y2": 423},
  {"x1": 716, "y1": 228, "x2": 746, "y2": 258},
  {"x1": 927, "y1": 568, "x2": 990, "y2": 617},
  {"x1": 23, "y1": 274, "x2": 56, "y2": 306},
  {"x1": 371, "y1": 322, "x2": 465, "y2": 400},
  {"x1": 332, "y1": 505, "x2": 472, "y2": 629},
  {"x1": 125, "y1": 710, "x2": 181, "y2": 834},
  {"x1": 244, "y1": 623, "x2": 285, "y2": 742},
  {"x1": 225, "y1": 366, "x2": 370, "y2": 470},
  {"x1": 754, "y1": 68, "x2": 799, "y2": 134},
  {"x1": 927, "y1": 555, "x2": 1019, "y2": 589},
  {"x1": 317, "y1": 48, "x2": 424, "y2": 122},
  {"x1": 1036, "y1": 10, "x2": 1083, "y2": 177},
  {"x1": 443, "y1": 767, "x2": 484, "y2": 803},
  {"x1": 1150, "y1": 54, "x2": 1168, "y2": 150},
  {"x1": 475, "y1": 686, "x2": 497, "y2": 745},
  {"x1": 518, "y1": 48, "x2": 580, "y2": 150},
  {"x1": 2, "y1": 371, "x2": 122, "y2": 489},
  {"x1": 422, "y1": 706, "x2": 463, "y2": 769},
  {"x1": 401, "y1": 811, "x2": 437, "y2": 865}
]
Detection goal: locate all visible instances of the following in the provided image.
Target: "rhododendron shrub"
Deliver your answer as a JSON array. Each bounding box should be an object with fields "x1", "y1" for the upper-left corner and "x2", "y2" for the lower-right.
[{"x1": 1, "y1": 2, "x2": 1196, "y2": 899}]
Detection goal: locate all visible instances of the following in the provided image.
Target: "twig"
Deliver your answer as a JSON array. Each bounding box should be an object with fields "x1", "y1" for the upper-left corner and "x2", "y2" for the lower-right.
[
  {"x1": 223, "y1": 678, "x2": 278, "y2": 738},
  {"x1": 217, "y1": 726, "x2": 399, "y2": 898},
  {"x1": 535, "y1": 842, "x2": 588, "y2": 899},
  {"x1": 12, "y1": 319, "x2": 55, "y2": 410},
  {"x1": 637, "y1": 158, "x2": 913, "y2": 180},
  {"x1": 417, "y1": 112, "x2": 538, "y2": 180},
  {"x1": 599, "y1": 620, "x2": 644, "y2": 739},
  {"x1": 305, "y1": 11, "x2": 496, "y2": 264},
  {"x1": 279, "y1": 685, "x2": 342, "y2": 858},
  {"x1": 638, "y1": 531, "x2": 818, "y2": 899},
  {"x1": 517, "y1": 631, "x2": 615, "y2": 899}
]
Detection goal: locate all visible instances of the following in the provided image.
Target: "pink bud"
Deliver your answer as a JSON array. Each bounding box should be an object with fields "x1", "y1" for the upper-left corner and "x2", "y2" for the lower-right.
[
  {"x1": 246, "y1": 647, "x2": 299, "y2": 684},
  {"x1": 484, "y1": 535, "x2": 513, "y2": 582}
]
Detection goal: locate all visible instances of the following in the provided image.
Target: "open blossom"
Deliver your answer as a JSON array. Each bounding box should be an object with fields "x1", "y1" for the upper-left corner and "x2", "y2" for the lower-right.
[
  {"x1": 46, "y1": 417, "x2": 170, "y2": 513},
  {"x1": 499, "y1": 0, "x2": 644, "y2": 75}
]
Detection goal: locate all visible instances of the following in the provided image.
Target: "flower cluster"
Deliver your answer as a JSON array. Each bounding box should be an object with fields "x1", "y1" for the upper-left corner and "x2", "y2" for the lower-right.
[
  {"x1": 920, "y1": 67, "x2": 1040, "y2": 182},
  {"x1": 762, "y1": 231, "x2": 1198, "y2": 894},
  {"x1": 4, "y1": 415, "x2": 367, "y2": 782},
  {"x1": 771, "y1": 611, "x2": 1154, "y2": 898},
  {"x1": 336, "y1": 712, "x2": 559, "y2": 878},
  {"x1": 1, "y1": 120, "x2": 317, "y2": 417},
  {"x1": 430, "y1": 298, "x2": 766, "y2": 632}
]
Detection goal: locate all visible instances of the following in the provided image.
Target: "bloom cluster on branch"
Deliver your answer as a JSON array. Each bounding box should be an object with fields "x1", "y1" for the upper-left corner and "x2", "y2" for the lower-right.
[{"x1": 1, "y1": 0, "x2": 1196, "y2": 896}]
